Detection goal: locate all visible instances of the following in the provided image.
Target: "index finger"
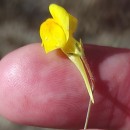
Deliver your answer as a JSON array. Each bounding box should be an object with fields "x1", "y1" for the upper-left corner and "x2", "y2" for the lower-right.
[{"x1": 0, "y1": 43, "x2": 130, "y2": 129}]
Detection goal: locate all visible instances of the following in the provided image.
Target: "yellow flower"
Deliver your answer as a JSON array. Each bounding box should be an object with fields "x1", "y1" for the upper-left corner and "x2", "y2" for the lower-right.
[
  {"x1": 40, "y1": 4, "x2": 94, "y2": 103},
  {"x1": 40, "y1": 4, "x2": 78, "y2": 54}
]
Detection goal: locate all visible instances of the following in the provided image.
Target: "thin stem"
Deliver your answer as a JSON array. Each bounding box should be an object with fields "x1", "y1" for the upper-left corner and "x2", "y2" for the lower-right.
[
  {"x1": 80, "y1": 54, "x2": 95, "y2": 129},
  {"x1": 84, "y1": 82, "x2": 94, "y2": 130},
  {"x1": 84, "y1": 97, "x2": 92, "y2": 129}
]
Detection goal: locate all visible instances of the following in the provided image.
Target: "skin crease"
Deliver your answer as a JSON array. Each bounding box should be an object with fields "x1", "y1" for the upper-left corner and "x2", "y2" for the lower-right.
[{"x1": 0, "y1": 43, "x2": 130, "y2": 130}]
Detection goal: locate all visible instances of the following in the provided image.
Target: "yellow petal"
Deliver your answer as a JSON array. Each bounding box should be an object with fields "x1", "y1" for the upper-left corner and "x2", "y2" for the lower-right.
[
  {"x1": 40, "y1": 18, "x2": 66, "y2": 53},
  {"x1": 68, "y1": 55, "x2": 94, "y2": 103},
  {"x1": 62, "y1": 37, "x2": 82, "y2": 56},
  {"x1": 49, "y1": 4, "x2": 69, "y2": 40},
  {"x1": 69, "y1": 14, "x2": 78, "y2": 35},
  {"x1": 62, "y1": 37, "x2": 75, "y2": 54}
]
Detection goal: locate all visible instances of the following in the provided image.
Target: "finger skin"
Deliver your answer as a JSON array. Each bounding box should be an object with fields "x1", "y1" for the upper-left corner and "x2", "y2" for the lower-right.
[{"x1": 0, "y1": 43, "x2": 130, "y2": 129}]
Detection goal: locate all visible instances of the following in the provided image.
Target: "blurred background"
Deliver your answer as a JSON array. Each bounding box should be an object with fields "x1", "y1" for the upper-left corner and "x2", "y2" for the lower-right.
[{"x1": 0, "y1": 0, "x2": 130, "y2": 129}]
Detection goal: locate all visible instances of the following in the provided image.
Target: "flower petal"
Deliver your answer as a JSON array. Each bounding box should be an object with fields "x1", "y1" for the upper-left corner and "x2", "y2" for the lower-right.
[
  {"x1": 40, "y1": 18, "x2": 66, "y2": 53},
  {"x1": 69, "y1": 14, "x2": 78, "y2": 35},
  {"x1": 49, "y1": 4, "x2": 69, "y2": 41}
]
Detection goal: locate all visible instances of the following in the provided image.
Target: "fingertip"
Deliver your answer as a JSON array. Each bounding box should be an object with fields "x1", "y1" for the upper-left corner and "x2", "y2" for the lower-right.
[{"x1": 0, "y1": 43, "x2": 88, "y2": 128}]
